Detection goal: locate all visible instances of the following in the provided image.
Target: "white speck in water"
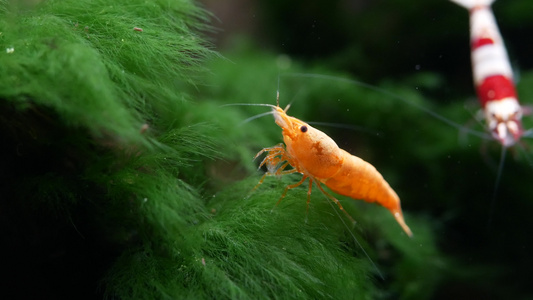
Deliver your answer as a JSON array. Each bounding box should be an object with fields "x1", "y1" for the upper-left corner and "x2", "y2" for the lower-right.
[
  {"x1": 415, "y1": 64, "x2": 421, "y2": 70},
  {"x1": 143, "y1": 198, "x2": 148, "y2": 203},
  {"x1": 346, "y1": 108, "x2": 350, "y2": 112},
  {"x1": 6, "y1": 47, "x2": 14, "y2": 54}
]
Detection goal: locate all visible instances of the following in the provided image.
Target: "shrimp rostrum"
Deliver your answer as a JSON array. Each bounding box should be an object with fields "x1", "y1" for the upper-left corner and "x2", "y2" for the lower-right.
[{"x1": 253, "y1": 101, "x2": 413, "y2": 237}]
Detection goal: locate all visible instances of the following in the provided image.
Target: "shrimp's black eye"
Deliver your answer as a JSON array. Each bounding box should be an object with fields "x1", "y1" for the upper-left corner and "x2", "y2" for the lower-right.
[{"x1": 300, "y1": 125, "x2": 308, "y2": 133}]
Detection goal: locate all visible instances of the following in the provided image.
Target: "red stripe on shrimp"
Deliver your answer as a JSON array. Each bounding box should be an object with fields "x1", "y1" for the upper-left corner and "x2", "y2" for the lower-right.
[
  {"x1": 471, "y1": 37, "x2": 494, "y2": 49},
  {"x1": 476, "y1": 75, "x2": 517, "y2": 107}
]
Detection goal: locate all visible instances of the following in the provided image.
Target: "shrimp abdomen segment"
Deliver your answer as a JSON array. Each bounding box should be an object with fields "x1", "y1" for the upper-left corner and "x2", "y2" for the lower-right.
[
  {"x1": 323, "y1": 150, "x2": 397, "y2": 206},
  {"x1": 323, "y1": 150, "x2": 412, "y2": 236}
]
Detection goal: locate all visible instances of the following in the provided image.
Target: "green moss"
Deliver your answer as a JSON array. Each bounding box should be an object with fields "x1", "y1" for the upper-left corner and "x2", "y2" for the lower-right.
[
  {"x1": 0, "y1": 0, "x2": 213, "y2": 143},
  {"x1": 0, "y1": 0, "x2": 218, "y2": 298}
]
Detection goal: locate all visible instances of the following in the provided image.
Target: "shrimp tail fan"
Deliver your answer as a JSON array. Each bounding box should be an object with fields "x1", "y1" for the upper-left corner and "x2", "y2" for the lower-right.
[{"x1": 450, "y1": 0, "x2": 495, "y2": 9}]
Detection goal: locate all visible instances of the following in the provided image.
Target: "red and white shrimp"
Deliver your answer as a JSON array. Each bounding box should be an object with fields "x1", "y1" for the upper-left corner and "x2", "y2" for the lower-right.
[{"x1": 451, "y1": 0, "x2": 524, "y2": 147}]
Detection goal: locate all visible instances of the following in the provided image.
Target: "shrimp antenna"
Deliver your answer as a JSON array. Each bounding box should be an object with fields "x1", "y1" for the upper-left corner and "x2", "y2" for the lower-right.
[
  {"x1": 277, "y1": 75, "x2": 281, "y2": 107},
  {"x1": 277, "y1": 74, "x2": 293, "y2": 112},
  {"x1": 279, "y1": 85, "x2": 292, "y2": 113},
  {"x1": 321, "y1": 191, "x2": 385, "y2": 280},
  {"x1": 221, "y1": 103, "x2": 276, "y2": 109},
  {"x1": 242, "y1": 111, "x2": 275, "y2": 124},
  {"x1": 486, "y1": 145, "x2": 507, "y2": 232},
  {"x1": 516, "y1": 140, "x2": 533, "y2": 168},
  {"x1": 221, "y1": 103, "x2": 277, "y2": 125},
  {"x1": 306, "y1": 121, "x2": 384, "y2": 136},
  {"x1": 282, "y1": 73, "x2": 492, "y2": 140},
  {"x1": 522, "y1": 128, "x2": 533, "y2": 139}
]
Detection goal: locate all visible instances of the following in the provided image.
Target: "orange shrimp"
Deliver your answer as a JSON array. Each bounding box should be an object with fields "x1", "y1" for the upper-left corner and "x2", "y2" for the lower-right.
[{"x1": 253, "y1": 95, "x2": 413, "y2": 237}]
